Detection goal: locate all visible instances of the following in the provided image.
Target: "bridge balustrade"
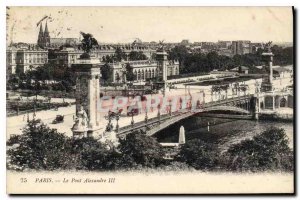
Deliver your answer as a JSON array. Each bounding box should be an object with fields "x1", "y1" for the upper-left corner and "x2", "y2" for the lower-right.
[{"x1": 115, "y1": 94, "x2": 254, "y2": 137}]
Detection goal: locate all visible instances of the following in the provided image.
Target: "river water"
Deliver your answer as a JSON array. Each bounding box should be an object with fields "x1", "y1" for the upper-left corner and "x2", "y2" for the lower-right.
[{"x1": 155, "y1": 115, "x2": 294, "y2": 152}]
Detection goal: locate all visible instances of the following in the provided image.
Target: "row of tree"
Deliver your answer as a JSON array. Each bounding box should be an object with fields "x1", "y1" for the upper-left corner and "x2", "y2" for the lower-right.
[
  {"x1": 168, "y1": 45, "x2": 293, "y2": 74},
  {"x1": 102, "y1": 47, "x2": 148, "y2": 63},
  {"x1": 7, "y1": 120, "x2": 293, "y2": 172},
  {"x1": 8, "y1": 64, "x2": 75, "y2": 92}
]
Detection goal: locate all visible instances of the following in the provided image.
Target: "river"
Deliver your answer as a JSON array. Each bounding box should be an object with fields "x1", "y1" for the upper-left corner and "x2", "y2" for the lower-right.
[{"x1": 155, "y1": 115, "x2": 294, "y2": 152}]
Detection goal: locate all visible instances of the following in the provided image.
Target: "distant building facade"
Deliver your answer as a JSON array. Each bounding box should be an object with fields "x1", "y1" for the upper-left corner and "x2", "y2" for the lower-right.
[
  {"x1": 50, "y1": 38, "x2": 80, "y2": 47},
  {"x1": 217, "y1": 40, "x2": 232, "y2": 49},
  {"x1": 231, "y1": 40, "x2": 252, "y2": 55},
  {"x1": 7, "y1": 44, "x2": 48, "y2": 76},
  {"x1": 109, "y1": 59, "x2": 179, "y2": 83},
  {"x1": 50, "y1": 45, "x2": 155, "y2": 67},
  {"x1": 250, "y1": 42, "x2": 264, "y2": 53}
]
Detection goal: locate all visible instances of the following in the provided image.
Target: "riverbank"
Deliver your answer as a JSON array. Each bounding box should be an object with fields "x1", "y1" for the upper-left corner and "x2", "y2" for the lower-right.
[{"x1": 259, "y1": 107, "x2": 293, "y2": 122}]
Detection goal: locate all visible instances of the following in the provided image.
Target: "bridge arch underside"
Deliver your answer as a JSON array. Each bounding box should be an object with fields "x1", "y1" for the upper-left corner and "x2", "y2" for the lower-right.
[{"x1": 203, "y1": 105, "x2": 250, "y2": 115}]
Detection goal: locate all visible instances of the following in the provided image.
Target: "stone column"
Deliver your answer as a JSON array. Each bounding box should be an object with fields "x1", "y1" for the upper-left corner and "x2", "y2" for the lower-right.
[
  {"x1": 72, "y1": 57, "x2": 102, "y2": 138},
  {"x1": 88, "y1": 70, "x2": 100, "y2": 128}
]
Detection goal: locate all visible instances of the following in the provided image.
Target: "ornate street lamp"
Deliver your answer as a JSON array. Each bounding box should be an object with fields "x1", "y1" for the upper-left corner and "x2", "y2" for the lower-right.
[
  {"x1": 131, "y1": 112, "x2": 134, "y2": 127},
  {"x1": 105, "y1": 110, "x2": 114, "y2": 132},
  {"x1": 115, "y1": 114, "x2": 120, "y2": 132},
  {"x1": 16, "y1": 99, "x2": 19, "y2": 116},
  {"x1": 145, "y1": 108, "x2": 148, "y2": 123},
  {"x1": 169, "y1": 99, "x2": 172, "y2": 116},
  {"x1": 33, "y1": 103, "x2": 36, "y2": 119},
  {"x1": 157, "y1": 104, "x2": 161, "y2": 123}
]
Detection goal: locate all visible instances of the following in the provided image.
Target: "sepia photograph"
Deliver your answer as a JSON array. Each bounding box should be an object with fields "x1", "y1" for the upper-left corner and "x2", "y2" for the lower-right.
[{"x1": 5, "y1": 6, "x2": 294, "y2": 194}]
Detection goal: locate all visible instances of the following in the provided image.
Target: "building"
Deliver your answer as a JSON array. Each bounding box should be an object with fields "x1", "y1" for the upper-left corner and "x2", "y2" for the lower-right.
[
  {"x1": 50, "y1": 38, "x2": 80, "y2": 47},
  {"x1": 6, "y1": 46, "x2": 17, "y2": 78},
  {"x1": 50, "y1": 45, "x2": 155, "y2": 68},
  {"x1": 109, "y1": 59, "x2": 179, "y2": 83},
  {"x1": 37, "y1": 22, "x2": 50, "y2": 48},
  {"x1": 217, "y1": 40, "x2": 232, "y2": 49},
  {"x1": 38, "y1": 22, "x2": 80, "y2": 48},
  {"x1": 218, "y1": 48, "x2": 233, "y2": 57},
  {"x1": 231, "y1": 40, "x2": 251, "y2": 55},
  {"x1": 49, "y1": 47, "x2": 83, "y2": 67},
  {"x1": 201, "y1": 42, "x2": 217, "y2": 50},
  {"x1": 250, "y1": 42, "x2": 264, "y2": 53},
  {"x1": 6, "y1": 44, "x2": 48, "y2": 75}
]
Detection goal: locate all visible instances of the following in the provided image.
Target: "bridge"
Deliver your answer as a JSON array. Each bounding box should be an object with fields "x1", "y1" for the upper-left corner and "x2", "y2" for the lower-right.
[{"x1": 116, "y1": 94, "x2": 255, "y2": 138}]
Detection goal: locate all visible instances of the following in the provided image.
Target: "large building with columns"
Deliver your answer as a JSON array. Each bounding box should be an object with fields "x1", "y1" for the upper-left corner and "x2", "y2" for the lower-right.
[
  {"x1": 49, "y1": 45, "x2": 155, "y2": 68},
  {"x1": 109, "y1": 59, "x2": 179, "y2": 83}
]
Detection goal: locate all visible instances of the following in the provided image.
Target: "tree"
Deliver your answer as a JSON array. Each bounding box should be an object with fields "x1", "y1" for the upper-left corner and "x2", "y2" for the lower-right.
[
  {"x1": 7, "y1": 119, "x2": 71, "y2": 170},
  {"x1": 207, "y1": 51, "x2": 219, "y2": 70},
  {"x1": 102, "y1": 55, "x2": 115, "y2": 63},
  {"x1": 118, "y1": 130, "x2": 165, "y2": 168},
  {"x1": 70, "y1": 137, "x2": 120, "y2": 170},
  {"x1": 7, "y1": 120, "x2": 122, "y2": 171},
  {"x1": 125, "y1": 63, "x2": 135, "y2": 82},
  {"x1": 223, "y1": 127, "x2": 293, "y2": 172},
  {"x1": 168, "y1": 45, "x2": 189, "y2": 67},
  {"x1": 177, "y1": 139, "x2": 220, "y2": 170},
  {"x1": 168, "y1": 44, "x2": 293, "y2": 76},
  {"x1": 115, "y1": 72, "x2": 121, "y2": 83},
  {"x1": 128, "y1": 51, "x2": 147, "y2": 61},
  {"x1": 115, "y1": 47, "x2": 127, "y2": 62},
  {"x1": 101, "y1": 63, "x2": 113, "y2": 83}
]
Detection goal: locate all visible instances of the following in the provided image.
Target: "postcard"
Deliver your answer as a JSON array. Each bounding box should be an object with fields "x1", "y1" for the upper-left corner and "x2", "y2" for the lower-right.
[{"x1": 6, "y1": 6, "x2": 294, "y2": 194}]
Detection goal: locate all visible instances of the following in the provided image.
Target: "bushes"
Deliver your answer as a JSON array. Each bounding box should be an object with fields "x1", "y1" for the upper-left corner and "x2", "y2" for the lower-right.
[
  {"x1": 177, "y1": 139, "x2": 220, "y2": 170},
  {"x1": 176, "y1": 127, "x2": 293, "y2": 172},
  {"x1": 7, "y1": 120, "x2": 70, "y2": 170},
  {"x1": 223, "y1": 127, "x2": 293, "y2": 172},
  {"x1": 7, "y1": 122, "x2": 293, "y2": 172},
  {"x1": 118, "y1": 131, "x2": 165, "y2": 168},
  {"x1": 7, "y1": 122, "x2": 165, "y2": 171}
]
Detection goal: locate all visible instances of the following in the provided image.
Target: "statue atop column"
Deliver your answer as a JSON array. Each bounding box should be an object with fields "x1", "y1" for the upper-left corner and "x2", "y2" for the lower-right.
[
  {"x1": 158, "y1": 40, "x2": 165, "y2": 51},
  {"x1": 263, "y1": 41, "x2": 272, "y2": 53},
  {"x1": 71, "y1": 32, "x2": 103, "y2": 139},
  {"x1": 79, "y1": 31, "x2": 98, "y2": 58}
]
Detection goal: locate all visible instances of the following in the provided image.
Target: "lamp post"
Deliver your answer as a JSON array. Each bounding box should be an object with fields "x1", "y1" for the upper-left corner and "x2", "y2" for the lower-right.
[
  {"x1": 131, "y1": 112, "x2": 134, "y2": 127},
  {"x1": 145, "y1": 108, "x2": 148, "y2": 123},
  {"x1": 115, "y1": 114, "x2": 120, "y2": 132},
  {"x1": 169, "y1": 99, "x2": 172, "y2": 116},
  {"x1": 16, "y1": 99, "x2": 19, "y2": 116},
  {"x1": 105, "y1": 111, "x2": 113, "y2": 132},
  {"x1": 157, "y1": 104, "x2": 161, "y2": 123},
  {"x1": 33, "y1": 102, "x2": 36, "y2": 119}
]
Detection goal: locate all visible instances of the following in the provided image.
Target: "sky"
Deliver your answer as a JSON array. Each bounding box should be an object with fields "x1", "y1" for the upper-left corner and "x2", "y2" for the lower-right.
[{"x1": 6, "y1": 7, "x2": 293, "y2": 44}]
